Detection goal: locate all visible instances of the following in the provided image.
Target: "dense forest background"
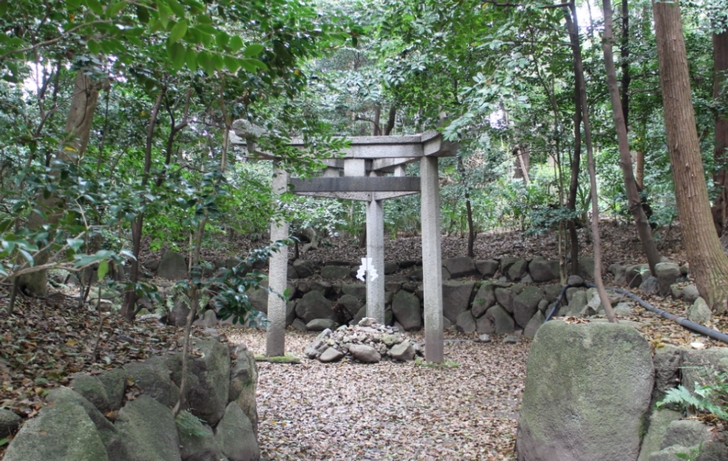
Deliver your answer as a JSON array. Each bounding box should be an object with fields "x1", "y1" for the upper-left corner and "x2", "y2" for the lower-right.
[{"x1": 1, "y1": 0, "x2": 728, "y2": 318}]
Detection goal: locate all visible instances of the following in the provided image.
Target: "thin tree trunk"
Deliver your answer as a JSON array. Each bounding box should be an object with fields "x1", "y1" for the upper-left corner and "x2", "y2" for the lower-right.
[
  {"x1": 566, "y1": 3, "x2": 616, "y2": 322},
  {"x1": 654, "y1": 1, "x2": 728, "y2": 311},
  {"x1": 173, "y1": 216, "x2": 207, "y2": 417},
  {"x1": 601, "y1": 0, "x2": 661, "y2": 275},
  {"x1": 620, "y1": 0, "x2": 630, "y2": 128},
  {"x1": 120, "y1": 89, "x2": 164, "y2": 321},
  {"x1": 565, "y1": 5, "x2": 584, "y2": 278},
  {"x1": 457, "y1": 156, "x2": 476, "y2": 257},
  {"x1": 711, "y1": 30, "x2": 728, "y2": 235}
]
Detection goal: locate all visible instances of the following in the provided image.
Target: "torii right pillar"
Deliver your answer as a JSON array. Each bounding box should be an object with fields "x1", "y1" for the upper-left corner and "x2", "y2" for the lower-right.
[{"x1": 420, "y1": 156, "x2": 444, "y2": 363}]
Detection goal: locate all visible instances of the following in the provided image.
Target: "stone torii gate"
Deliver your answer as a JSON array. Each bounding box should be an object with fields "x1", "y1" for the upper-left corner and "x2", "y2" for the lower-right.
[{"x1": 243, "y1": 131, "x2": 456, "y2": 363}]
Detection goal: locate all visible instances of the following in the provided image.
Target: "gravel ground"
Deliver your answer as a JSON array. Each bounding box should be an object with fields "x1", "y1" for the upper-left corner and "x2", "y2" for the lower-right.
[{"x1": 226, "y1": 329, "x2": 528, "y2": 461}]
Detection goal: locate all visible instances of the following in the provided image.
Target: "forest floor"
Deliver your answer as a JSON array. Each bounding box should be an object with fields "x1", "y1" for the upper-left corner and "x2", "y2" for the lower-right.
[{"x1": 1, "y1": 220, "x2": 728, "y2": 460}]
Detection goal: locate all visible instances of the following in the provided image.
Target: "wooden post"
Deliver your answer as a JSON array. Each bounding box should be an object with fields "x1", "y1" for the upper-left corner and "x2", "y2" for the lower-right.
[
  {"x1": 420, "y1": 156, "x2": 444, "y2": 362},
  {"x1": 366, "y1": 194, "x2": 385, "y2": 323}
]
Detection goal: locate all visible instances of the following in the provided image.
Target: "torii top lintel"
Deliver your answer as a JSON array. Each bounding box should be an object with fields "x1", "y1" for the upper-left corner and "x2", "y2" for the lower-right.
[{"x1": 236, "y1": 130, "x2": 457, "y2": 201}]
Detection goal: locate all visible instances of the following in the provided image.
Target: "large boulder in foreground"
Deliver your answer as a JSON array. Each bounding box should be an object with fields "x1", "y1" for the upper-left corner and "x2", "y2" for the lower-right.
[
  {"x1": 4, "y1": 401, "x2": 108, "y2": 461},
  {"x1": 115, "y1": 395, "x2": 181, "y2": 461},
  {"x1": 516, "y1": 320, "x2": 654, "y2": 461}
]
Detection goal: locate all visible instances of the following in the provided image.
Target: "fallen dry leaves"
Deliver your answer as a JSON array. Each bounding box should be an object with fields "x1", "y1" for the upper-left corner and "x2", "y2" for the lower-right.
[
  {"x1": 1, "y1": 221, "x2": 726, "y2": 460},
  {"x1": 226, "y1": 329, "x2": 527, "y2": 461}
]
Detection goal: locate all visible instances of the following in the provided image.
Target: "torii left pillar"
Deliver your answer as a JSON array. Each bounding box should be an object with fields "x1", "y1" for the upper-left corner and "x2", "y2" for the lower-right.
[{"x1": 266, "y1": 165, "x2": 289, "y2": 357}]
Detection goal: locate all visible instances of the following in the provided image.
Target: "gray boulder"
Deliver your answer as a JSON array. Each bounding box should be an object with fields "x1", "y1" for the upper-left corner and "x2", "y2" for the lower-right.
[
  {"x1": 384, "y1": 261, "x2": 399, "y2": 275},
  {"x1": 97, "y1": 368, "x2": 127, "y2": 412},
  {"x1": 523, "y1": 311, "x2": 545, "y2": 340},
  {"x1": 567, "y1": 275, "x2": 584, "y2": 286},
  {"x1": 443, "y1": 256, "x2": 478, "y2": 278},
  {"x1": 307, "y1": 318, "x2": 337, "y2": 331},
  {"x1": 681, "y1": 348, "x2": 728, "y2": 395},
  {"x1": 513, "y1": 286, "x2": 543, "y2": 329},
  {"x1": 342, "y1": 284, "x2": 367, "y2": 300},
  {"x1": 683, "y1": 285, "x2": 700, "y2": 303},
  {"x1": 70, "y1": 373, "x2": 110, "y2": 413},
  {"x1": 392, "y1": 290, "x2": 422, "y2": 331},
  {"x1": 516, "y1": 320, "x2": 654, "y2": 461},
  {"x1": 477, "y1": 305, "x2": 515, "y2": 335},
  {"x1": 640, "y1": 276, "x2": 660, "y2": 295},
  {"x1": 46, "y1": 387, "x2": 124, "y2": 460},
  {"x1": 442, "y1": 281, "x2": 475, "y2": 323},
  {"x1": 652, "y1": 345, "x2": 683, "y2": 402},
  {"x1": 193, "y1": 310, "x2": 218, "y2": 328},
  {"x1": 528, "y1": 258, "x2": 559, "y2": 283},
  {"x1": 472, "y1": 282, "x2": 497, "y2": 318},
  {"x1": 116, "y1": 395, "x2": 181, "y2": 461},
  {"x1": 543, "y1": 284, "x2": 563, "y2": 303},
  {"x1": 577, "y1": 257, "x2": 595, "y2": 279},
  {"x1": 476, "y1": 259, "x2": 500, "y2": 277},
  {"x1": 637, "y1": 409, "x2": 682, "y2": 461},
  {"x1": 215, "y1": 402, "x2": 260, "y2": 461},
  {"x1": 176, "y1": 410, "x2": 225, "y2": 461},
  {"x1": 655, "y1": 262, "x2": 681, "y2": 296},
  {"x1": 504, "y1": 258, "x2": 528, "y2": 281},
  {"x1": 625, "y1": 264, "x2": 651, "y2": 288},
  {"x1": 337, "y1": 294, "x2": 363, "y2": 318},
  {"x1": 4, "y1": 401, "x2": 108, "y2": 461},
  {"x1": 0, "y1": 408, "x2": 21, "y2": 437},
  {"x1": 648, "y1": 445, "x2": 694, "y2": 461},
  {"x1": 319, "y1": 347, "x2": 345, "y2": 363},
  {"x1": 455, "y1": 310, "x2": 476, "y2": 334},
  {"x1": 348, "y1": 344, "x2": 381, "y2": 363},
  {"x1": 566, "y1": 290, "x2": 588, "y2": 316},
  {"x1": 295, "y1": 291, "x2": 336, "y2": 323},
  {"x1": 167, "y1": 338, "x2": 230, "y2": 426},
  {"x1": 124, "y1": 356, "x2": 180, "y2": 408},
  {"x1": 389, "y1": 341, "x2": 415, "y2": 361},
  {"x1": 687, "y1": 297, "x2": 712, "y2": 325},
  {"x1": 291, "y1": 318, "x2": 307, "y2": 331},
  {"x1": 229, "y1": 344, "x2": 259, "y2": 434},
  {"x1": 495, "y1": 286, "x2": 517, "y2": 313},
  {"x1": 660, "y1": 420, "x2": 711, "y2": 450},
  {"x1": 158, "y1": 250, "x2": 187, "y2": 280},
  {"x1": 321, "y1": 265, "x2": 351, "y2": 280},
  {"x1": 293, "y1": 259, "x2": 317, "y2": 278},
  {"x1": 169, "y1": 297, "x2": 191, "y2": 326}
]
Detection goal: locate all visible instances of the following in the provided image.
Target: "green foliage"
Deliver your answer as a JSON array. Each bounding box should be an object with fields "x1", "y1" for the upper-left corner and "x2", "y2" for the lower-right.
[
  {"x1": 658, "y1": 372, "x2": 728, "y2": 422},
  {"x1": 414, "y1": 358, "x2": 459, "y2": 368}
]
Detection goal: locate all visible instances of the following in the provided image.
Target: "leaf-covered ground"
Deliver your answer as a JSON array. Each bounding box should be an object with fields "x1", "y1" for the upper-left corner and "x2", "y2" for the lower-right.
[
  {"x1": 227, "y1": 329, "x2": 527, "y2": 461},
  {"x1": 1, "y1": 222, "x2": 727, "y2": 459}
]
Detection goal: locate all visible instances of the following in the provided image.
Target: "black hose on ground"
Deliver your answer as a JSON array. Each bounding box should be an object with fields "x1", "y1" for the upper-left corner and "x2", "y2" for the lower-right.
[
  {"x1": 544, "y1": 284, "x2": 571, "y2": 322},
  {"x1": 556, "y1": 282, "x2": 728, "y2": 344}
]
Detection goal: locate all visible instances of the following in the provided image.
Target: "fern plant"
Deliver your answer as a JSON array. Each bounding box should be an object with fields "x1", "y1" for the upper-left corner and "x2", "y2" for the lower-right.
[{"x1": 657, "y1": 372, "x2": 728, "y2": 422}]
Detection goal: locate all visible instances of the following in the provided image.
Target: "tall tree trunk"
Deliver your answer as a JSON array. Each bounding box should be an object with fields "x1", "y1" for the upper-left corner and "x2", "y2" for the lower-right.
[
  {"x1": 565, "y1": 5, "x2": 584, "y2": 277},
  {"x1": 566, "y1": 3, "x2": 616, "y2": 322},
  {"x1": 711, "y1": 30, "x2": 728, "y2": 235},
  {"x1": 620, "y1": 0, "x2": 631, "y2": 128},
  {"x1": 601, "y1": 0, "x2": 661, "y2": 275},
  {"x1": 653, "y1": 1, "x2": 728, "y2": 312},
  {"x1": 457, "y1": 156, "x2": 476, "y2": 257},
  {"x1": 18, "y1": 71, "x2": 104, "y2": 296}
]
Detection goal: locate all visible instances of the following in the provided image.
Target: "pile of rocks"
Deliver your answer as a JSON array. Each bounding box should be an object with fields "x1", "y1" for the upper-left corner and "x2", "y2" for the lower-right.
[
  {"x1": 3, "y1": 337, "x2": 260, "y2": 461},
  {"x1": 304, "y1": 318, "x2": 420, "y2": 364}
]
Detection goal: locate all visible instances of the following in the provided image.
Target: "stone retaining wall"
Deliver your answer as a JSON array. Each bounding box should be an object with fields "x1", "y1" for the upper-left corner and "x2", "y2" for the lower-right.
[{"x1": 2, "y1": 335, "x2": 260, "y2": 461}]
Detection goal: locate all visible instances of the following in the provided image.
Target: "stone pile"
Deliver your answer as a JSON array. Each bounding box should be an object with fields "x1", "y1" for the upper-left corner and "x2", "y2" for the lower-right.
[
  {"x1": 3, "y1": 336, "x2": 260, "y2": 461},
  {"x1": 304, "y1": 318, "x2": 419, "y2": 364}
]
